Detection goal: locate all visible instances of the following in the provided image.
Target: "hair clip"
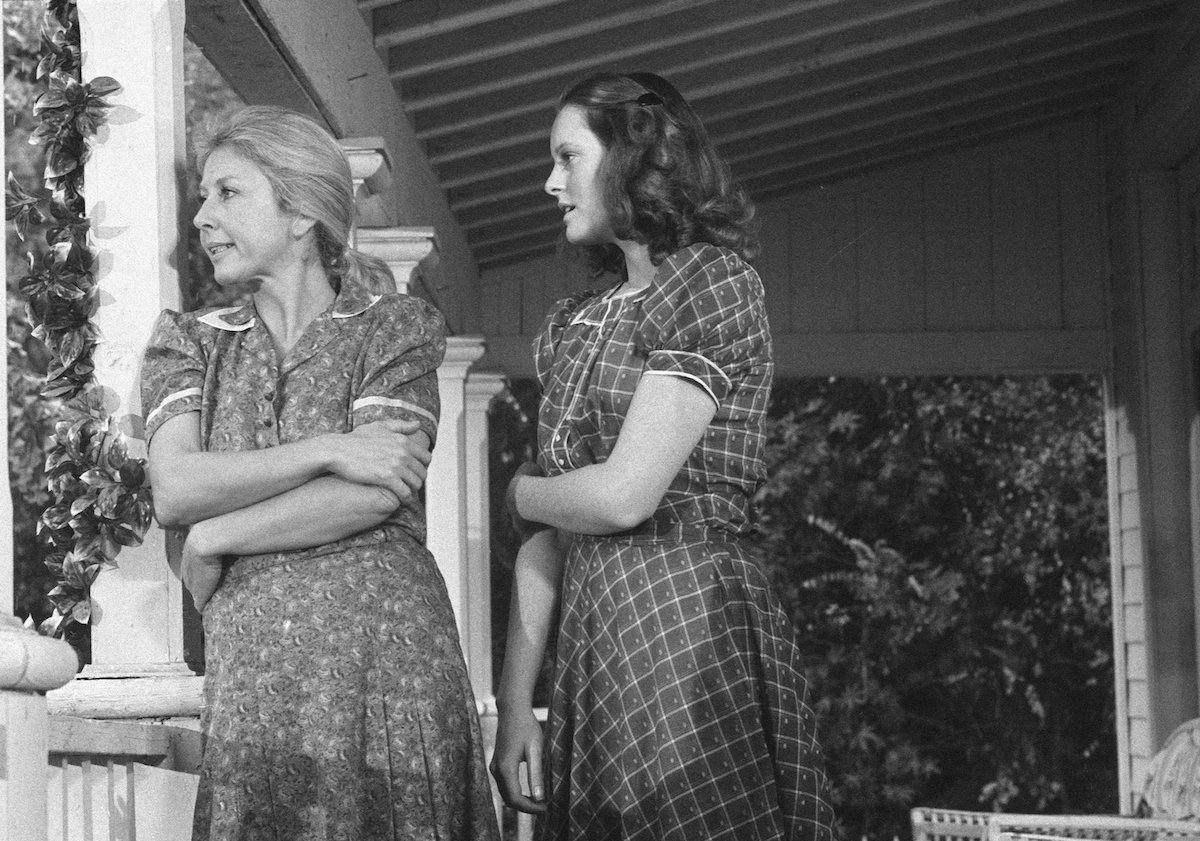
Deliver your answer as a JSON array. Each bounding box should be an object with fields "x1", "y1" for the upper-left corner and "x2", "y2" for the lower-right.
[{"x1": 635, "y1": 92, "x2": 663, "y2": 107}]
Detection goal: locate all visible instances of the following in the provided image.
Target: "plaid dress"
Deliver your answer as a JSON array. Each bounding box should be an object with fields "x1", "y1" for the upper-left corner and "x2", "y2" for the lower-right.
[{"x1": 533, "y1": 244, "x2": 835, "y2": 841}]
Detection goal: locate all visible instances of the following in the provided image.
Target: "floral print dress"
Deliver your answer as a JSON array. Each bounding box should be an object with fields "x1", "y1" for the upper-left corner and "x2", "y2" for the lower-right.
[
  {"x1": 141, "y1": 276, "x2": 499, "y2": 841},
  {"x1": 532, "y1": 244, "x2": 835, "y2": 841}
]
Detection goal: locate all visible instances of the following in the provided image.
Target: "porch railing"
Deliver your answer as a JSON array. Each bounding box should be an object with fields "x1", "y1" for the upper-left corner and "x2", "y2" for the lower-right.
[
  {"x1": 0, "y1": 614, "x2": 78, "y2": 841},
  {"x1": 46, "y1": 717, "x2": 199, "y2": 841},
  {"x1": 6, "y1": 668, "x2": 540, "y2": 841}
]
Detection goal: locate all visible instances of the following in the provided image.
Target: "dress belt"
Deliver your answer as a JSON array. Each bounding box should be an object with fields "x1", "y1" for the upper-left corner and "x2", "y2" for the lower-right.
[{"x1": 574, "y1": 520, "x2": 740, "y2": 546}]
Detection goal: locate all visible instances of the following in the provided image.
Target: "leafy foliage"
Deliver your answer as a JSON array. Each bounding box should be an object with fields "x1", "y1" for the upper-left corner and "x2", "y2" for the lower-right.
[
  {"x1": 751, "y1": 376, "x2": 1113, "y2": 840},
  {"x1": 4, "y1": 0, "x2": 151, "y2": 646},
  {"x1": 6, "y1": 0, "x2": 57, "y2": 625}
]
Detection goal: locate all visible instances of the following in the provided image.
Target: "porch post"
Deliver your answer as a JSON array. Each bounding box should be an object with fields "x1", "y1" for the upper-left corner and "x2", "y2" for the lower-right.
[
  {"x1": 426, "y1": 338, "x2": 486, "y2": 663},
  {"x1": 463, "y1": 372, "x2": 507, "y2": 699},
  {"x1": 0, "y1": 615, "x2": 79, "y2": 840},
  {"x1": 48, "y1": 0, "x2": 202, "y2": 717}
]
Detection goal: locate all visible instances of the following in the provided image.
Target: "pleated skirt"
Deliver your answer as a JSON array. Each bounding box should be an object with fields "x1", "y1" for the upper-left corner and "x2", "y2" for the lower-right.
[
  {"x1": 539, "y1": 527, "x2": 835, "y2": 841},
  {"x1": 194, "y1": 530, "x2": 499, "y2": 841}
]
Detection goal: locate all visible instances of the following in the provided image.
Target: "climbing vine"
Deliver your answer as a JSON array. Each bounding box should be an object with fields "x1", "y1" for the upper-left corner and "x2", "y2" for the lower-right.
[{"x1": 5, "y1": 0, "x2": 151, "y2": 643}]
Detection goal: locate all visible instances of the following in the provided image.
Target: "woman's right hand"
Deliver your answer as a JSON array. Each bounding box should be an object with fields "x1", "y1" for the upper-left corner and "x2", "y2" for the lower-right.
[
  {"x1": 490, "y1": 703, "x2": 547, "y2": 814},
  {"x1": 180, "y1": 526, "x2": 226, "y2": 613},
  {"x1": 322, "y1": 419, "x2": 431, "y2": 500}
]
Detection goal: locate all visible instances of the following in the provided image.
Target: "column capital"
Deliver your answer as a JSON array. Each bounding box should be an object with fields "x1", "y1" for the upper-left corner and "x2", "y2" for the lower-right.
[
  {"x1": 354, "y1": 225, "x2": 437, "y2": 295},
  {"x1": 340, "y1": 137, "x2": 393, "y2": 227},
  {"x1": 339, "y1": 137, "x2": 392, "y2": 193},
  {"x1": 465, "y1": 370, "x2": 508, "y2": 402},
  {"x1": 441, "y1": 336, "x2": 487, "y2": 374}
]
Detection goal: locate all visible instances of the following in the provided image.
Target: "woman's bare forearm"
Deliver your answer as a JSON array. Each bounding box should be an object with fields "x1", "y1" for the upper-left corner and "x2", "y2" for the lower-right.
[
  {"x1": 496, "y1": 529, "x2": 565, "y2": 710},
  {"x1": 149, "y1": 413, "x2": 426, "y2": 527},
  {"x1": 150, "y1": 433, "x2": 333, "y2": 527},
  {"x1": 514, "y1": 375, "x2": 716, "y2": 534},
  {"x1": 185, "y1": 475, "x2": 402, "y2": 557}
]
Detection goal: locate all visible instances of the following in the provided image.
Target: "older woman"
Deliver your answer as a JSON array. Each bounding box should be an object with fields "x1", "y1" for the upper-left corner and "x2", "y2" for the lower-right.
[{"x1": 141, "y1": 106, "x2": 498, "y2": 841}]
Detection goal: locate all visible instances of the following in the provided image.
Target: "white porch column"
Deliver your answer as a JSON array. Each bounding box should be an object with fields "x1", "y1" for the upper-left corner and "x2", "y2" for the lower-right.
[
  {"x1": 355, "y1": 226, "x2": 437, "y2": 295},
  {"x1": 0, "y1": 615, "x2": 78, "y2": 840},
  {"x1": 463, "y1": 372, "x2": 507, "y2": 698},
  {"x1": 49, "y1": 0, "x2": 202, "y2": 717},
  {"x1": 426, "y1": 337, "x2": 486, "y2": 683}
]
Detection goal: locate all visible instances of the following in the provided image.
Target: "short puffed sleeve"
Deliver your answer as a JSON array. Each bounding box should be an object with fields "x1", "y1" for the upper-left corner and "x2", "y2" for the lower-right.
[
  {"x1": 352, "y1": 295, "x2": 447, "y2": 447},
  {"x1": 140, "y1": 310, "x2": 206, "y2": 442},
  {"x1": 532, "y1": 291, "x2": 597, "y2": 391},
  {"x1": 635, "y1": 244, "x2": 767, "y2": 407}
]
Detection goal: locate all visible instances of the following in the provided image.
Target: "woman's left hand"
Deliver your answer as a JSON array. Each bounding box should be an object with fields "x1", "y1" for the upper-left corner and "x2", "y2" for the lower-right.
[{"x1": 181, "y1": 531, "x2": 226, "y2": 613}]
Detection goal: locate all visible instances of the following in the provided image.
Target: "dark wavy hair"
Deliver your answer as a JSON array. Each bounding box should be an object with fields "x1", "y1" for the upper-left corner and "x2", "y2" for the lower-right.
[{"x1": 558, "y1": 71, "x2": 758, "y2": 278}]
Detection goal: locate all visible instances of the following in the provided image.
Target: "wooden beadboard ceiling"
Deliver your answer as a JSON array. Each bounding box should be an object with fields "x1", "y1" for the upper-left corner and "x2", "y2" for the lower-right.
[{"x1": 356, "y1": 0, "x2": 1177, "y2": 270}]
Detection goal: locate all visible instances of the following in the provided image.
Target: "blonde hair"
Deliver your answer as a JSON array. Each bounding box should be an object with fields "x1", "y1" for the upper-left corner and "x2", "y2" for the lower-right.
[{"x1": 194, "y1": 106, "x2": 394, "y2": 294}]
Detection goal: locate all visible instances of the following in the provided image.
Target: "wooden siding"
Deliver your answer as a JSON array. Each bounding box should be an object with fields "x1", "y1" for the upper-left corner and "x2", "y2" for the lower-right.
[
  {"x1": 1106, "y1": 394, "x2": 1146, "y2": 808},
  {"x1": 479, "y1": 117, "x2": 1108, "y2": 378}
]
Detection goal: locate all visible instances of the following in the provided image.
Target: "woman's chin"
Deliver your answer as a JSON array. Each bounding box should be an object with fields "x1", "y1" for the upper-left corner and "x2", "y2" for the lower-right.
[
  {"x1": 563, "y1": 228, "x2": 605, "y2": 247},
  {"x1": 211, "y1": 272, "x2": 258, "y2": 295}
]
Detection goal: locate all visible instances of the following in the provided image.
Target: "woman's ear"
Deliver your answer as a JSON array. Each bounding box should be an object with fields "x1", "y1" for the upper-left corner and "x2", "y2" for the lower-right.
[{"x1": 291, "y1": 215, "x2": 317, "y2": 239}]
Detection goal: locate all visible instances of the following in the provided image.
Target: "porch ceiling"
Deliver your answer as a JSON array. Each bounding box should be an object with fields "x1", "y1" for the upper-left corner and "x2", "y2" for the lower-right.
[{"x1": 357, "y1": 0, "x2": 1177, "y2": 270}]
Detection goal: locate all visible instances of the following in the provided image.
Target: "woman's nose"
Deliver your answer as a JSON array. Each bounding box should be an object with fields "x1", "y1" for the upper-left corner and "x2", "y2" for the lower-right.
[
  {"x1": 193, "y1": 196, "x2": 212, "y2": 230},
  {"x1": 544, "y1": 165, "x2": 562, "y2": 197}
]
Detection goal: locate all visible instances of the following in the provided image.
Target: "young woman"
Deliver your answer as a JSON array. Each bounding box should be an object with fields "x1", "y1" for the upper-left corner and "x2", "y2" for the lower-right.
[
  {"x1": 489, "y1": 72, "x2": 836, "y2": 841},
  {"x1": 140, "y1": 106, "x2": 498, "y2": 841}
]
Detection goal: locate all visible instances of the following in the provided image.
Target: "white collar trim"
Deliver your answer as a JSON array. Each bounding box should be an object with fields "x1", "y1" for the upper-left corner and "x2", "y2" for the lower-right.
[
  {"x1": 332, "y1": 294, "x2": 383, "y2": 319},
  {"x1": 196, "y1": 306, "x2": 255, "y2": 332}
]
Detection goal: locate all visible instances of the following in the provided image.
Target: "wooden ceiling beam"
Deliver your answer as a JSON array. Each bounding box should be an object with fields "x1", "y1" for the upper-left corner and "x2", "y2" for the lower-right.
[
  {"x1": 467, "y1": 217, "x2": 561, "y2": 250},
  {"x1": 458, "y1": 71, "x2": 1123, "y2": 251},
  {"x1": 435, "y1": 33, "x2": 1146, "y2": 198},
  {"x1": 735, "y1": 87, "x2": 1116, "y2": 189},
  {"x1": 748, "y1": 101, "x2": 1107, "y2": 202},
  {"x1": 399, "y1": 0, "x2": 964, "y2": 111},
  {"x1": 678, "y1": 0, "x2": 1163, "y2": 102},
  {"x1": 716, "y1": 45, "x2": 1148, "y2": 152},
  {"x1": 468, "y1": 94, "x2": 1110, "y2": 266},
  {"x1": 477, "y1": 243, "x2": 558, "y2": 271},
  {"x1": 472, "y1": 235, "x2": 556, "y2": 267},
  {"x1": 368, "y1": 0, "x2": 573, "y2": 46},
  {"x1": 428, "y1": 6, "x2": 1160, "y2": 171},
  {"x1": 184, "y1": 0, "x2": 326, "y2": 124},
  {"x1": 410, "y1": 0, "x2": 1158, "y2": 141},
  {"x1": 698, "y1": 4, "x2": 1167, "y2": 131},
  {"x1": 389, "y1": 0, "x2": 727, "y2": 80}
]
